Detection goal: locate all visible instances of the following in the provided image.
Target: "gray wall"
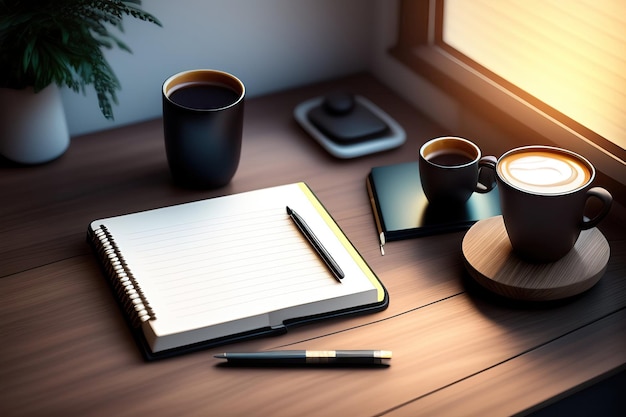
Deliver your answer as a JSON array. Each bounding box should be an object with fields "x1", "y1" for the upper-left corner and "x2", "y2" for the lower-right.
[{"x1": 62, "y1": 0, "x2": 376, "y2": 136}]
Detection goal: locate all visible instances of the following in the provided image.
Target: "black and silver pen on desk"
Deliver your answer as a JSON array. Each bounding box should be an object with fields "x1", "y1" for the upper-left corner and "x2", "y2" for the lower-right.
[
  {"x1": 286, "y1": 206, "x2": 345, "y2": 281},
  {"x1": 215, "y1": 350, "x2": 392, "y2": 367}
]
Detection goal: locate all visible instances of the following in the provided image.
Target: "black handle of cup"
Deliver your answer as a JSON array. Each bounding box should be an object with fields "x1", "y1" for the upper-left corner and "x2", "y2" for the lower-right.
[
  {"x1": 475, "y1": 155, "x2": 498, "y2": 193},
  {"x1": 581, "y1": 187, "x2": 613, "y2": 230}
]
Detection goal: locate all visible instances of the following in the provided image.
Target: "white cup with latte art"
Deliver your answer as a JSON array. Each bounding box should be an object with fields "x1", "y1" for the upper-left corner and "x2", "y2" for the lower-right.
[{"x1": 484, "y1": 146, "x2": 612, "y2": 262}]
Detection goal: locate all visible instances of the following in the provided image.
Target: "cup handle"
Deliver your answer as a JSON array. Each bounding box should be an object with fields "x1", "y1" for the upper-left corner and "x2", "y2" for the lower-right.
[
  {"x1": 581, "y1": 187, "x2": 613, "y2": 230},
  {"x1": 475, "y1": 155, "x2": 498, "y2": 193}
]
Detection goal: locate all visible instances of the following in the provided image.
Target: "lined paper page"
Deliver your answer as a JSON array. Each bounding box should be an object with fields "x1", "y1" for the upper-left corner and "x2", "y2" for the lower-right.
[
  {"x1": 96, "y1": 183, "x2": 377, "y2": 340},
  {"x1": 123, "y1": 208, "x2": 331, "y2": 319}
]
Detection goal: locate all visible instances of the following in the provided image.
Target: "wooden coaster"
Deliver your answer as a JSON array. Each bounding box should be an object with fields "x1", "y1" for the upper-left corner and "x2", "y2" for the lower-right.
[{"x1": 462, "y1": 216, "x2": 610, "y2": 301}]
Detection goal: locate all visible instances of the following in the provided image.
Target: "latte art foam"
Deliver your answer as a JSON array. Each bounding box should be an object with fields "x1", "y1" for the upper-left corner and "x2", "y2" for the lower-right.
[{"x1": 498, "y1": 151, "x2": 591, "y2": 194}]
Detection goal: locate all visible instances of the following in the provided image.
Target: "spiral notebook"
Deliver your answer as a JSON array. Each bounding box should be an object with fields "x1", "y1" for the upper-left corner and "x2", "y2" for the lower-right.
[{"x1": 87, "y1": 183, "x2": 388, "y2": 360}]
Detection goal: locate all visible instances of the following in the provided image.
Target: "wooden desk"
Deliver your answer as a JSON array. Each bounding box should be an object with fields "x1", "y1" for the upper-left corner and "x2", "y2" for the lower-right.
[{"x1": 1, "y1": 74, "x2": 624, "y2": 416}]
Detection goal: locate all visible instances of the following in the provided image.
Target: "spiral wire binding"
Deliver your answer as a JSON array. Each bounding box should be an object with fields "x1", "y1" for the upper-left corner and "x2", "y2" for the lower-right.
[{"x1": 93, "y1": 225, "x2": 155, "y2": 326}]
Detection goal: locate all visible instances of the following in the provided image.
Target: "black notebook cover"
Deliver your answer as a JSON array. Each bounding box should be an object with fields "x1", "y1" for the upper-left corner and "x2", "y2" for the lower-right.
[{"x1": 367, "y1": 162, "x2": 501, "y2": 250}]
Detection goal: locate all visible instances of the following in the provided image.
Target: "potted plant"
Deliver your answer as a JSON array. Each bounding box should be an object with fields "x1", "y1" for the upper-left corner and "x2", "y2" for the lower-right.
[{"x1": 0, "y1": 0, "x2": 161, "y2": 164}]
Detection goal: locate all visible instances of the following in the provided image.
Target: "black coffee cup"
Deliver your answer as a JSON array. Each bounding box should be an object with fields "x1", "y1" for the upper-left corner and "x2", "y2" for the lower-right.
[
  {"x1": 162, "y1": 69, "x2": 245, "y2": 188},
  {"x1": 483, "y1": 145, "x2": 613, "y2": 262},
  {"x1": 419, "y1": 136, "x2": 496, "y2": 205}
]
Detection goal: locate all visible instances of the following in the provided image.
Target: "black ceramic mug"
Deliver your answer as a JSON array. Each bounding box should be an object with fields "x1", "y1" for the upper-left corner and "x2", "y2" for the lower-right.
[
  {"x1": 419, "y1": 136, "x2": 496, "y2": 205},
  {"x1": 483, "y1": 145, "x2": 612, "y2": 262},
  {"x1": 162, "y1": 69, "x2": 245, "y2": 188}
]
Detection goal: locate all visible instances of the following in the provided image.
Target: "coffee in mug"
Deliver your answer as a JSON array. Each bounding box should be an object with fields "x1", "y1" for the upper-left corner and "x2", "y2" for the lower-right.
[
  {"x1": 485, "y1": 145, "x2": 612, "y2": 262},
  {"x1": 168, "y1": 83, "x2": 240, "y2": 110},
  {"x1": 162, "y1": 69, "x2": 245, "y2": 189},
  {"x1": 419, "y1": 136, "x2": 496, "y2": 205},
  {"x1": 498, "y1": 149, "x2": 591, "y2": 194}
]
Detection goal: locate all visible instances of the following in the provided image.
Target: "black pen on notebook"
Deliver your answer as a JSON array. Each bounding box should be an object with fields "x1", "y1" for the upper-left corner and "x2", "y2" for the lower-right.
[
  {"x1": 286, "y1": 206, "x2": 345, "y2": 281},
  {"x1": 215, "y1": 350, "x2": 392, "y2": 366}
]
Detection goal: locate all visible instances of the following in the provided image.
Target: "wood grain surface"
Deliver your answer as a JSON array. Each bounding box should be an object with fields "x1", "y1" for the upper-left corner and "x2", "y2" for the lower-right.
[
  {"x1": 1, "y1": 74, "x2": 624, "y2": 417},
  {"x1": 463, "y1": 215, "x2": 611, "y2": 301}
]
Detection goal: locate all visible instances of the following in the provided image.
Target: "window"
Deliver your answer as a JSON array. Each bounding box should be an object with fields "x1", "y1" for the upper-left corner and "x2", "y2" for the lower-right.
[{"x1": 391, "y1": 0, "x2": 625, "y2": 185}]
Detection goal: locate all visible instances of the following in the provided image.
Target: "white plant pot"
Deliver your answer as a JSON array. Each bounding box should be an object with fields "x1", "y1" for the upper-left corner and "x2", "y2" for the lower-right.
[{"x1": 0, "y1": 84, "x2": 70, "y2": 164}]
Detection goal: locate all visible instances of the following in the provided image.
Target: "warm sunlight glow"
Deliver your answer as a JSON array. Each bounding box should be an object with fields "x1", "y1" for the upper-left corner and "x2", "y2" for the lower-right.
[{"x1": 443, "y1": 0, "x2": 626, "y2": 149}]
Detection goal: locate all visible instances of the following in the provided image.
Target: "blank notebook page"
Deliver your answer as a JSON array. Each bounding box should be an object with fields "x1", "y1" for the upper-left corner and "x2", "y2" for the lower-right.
[{"x1": 94, "y1": 183, "x2": 377, "y2": 339}]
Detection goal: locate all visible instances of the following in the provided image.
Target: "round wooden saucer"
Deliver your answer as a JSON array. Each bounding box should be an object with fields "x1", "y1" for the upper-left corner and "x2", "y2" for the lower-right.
[{"x1": 462, "y1": 216, "x2": 610, "y2": 301}]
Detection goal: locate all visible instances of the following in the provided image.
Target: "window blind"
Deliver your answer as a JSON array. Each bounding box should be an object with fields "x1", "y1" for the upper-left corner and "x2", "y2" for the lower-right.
[{"x1": 442, "y1": 0, "x2": 625, "y2": 149}]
